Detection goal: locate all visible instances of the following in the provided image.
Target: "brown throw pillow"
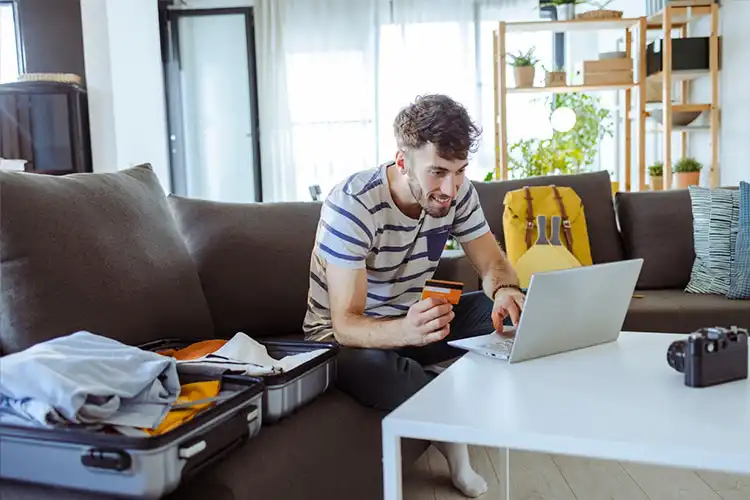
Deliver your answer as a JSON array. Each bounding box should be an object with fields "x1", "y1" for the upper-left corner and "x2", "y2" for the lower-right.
[{"x1": 0, "y1": 164, "x2": 214, "y2": 354}]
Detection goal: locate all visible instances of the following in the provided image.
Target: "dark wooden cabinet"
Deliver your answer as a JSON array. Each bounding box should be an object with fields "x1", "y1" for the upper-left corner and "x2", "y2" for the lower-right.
[{"x1": 0, "y1": 81, "x2": 92, "y2": 175}]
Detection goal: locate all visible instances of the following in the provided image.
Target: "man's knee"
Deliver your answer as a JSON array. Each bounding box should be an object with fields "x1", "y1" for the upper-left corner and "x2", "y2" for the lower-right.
[{"x1": 336, "y1": 347, "x2": 432, "y2": 411}]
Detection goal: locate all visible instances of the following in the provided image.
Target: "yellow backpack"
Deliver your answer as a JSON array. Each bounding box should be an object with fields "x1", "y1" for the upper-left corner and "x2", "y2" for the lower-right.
[{"x1": 502, "y1": 185, "x2": 593, "y2": 269}]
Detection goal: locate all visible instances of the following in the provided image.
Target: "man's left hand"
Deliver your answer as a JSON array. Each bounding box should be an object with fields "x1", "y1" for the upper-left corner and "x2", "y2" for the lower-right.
[{"x1": 491, "y1": 287, "x2": 525, "y2": 331}]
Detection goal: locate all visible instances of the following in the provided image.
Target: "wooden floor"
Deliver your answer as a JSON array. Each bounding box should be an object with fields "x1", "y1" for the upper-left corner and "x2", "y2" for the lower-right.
[{"x1": 403, "y1": 446, "x2": 750, "y2": 500}]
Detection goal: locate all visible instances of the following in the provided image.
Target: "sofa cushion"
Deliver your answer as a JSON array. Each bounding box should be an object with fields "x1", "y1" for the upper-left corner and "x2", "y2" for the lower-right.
[
  {"x1": 167, "y1": 195, "x2": 323, "y2": 338},
  {"x1": 685, "y1": 186, "x2": 740, "y2": 296},
  {"x1": 614, "y1": 189, "x2": 695, "y2": 289},
  {"x1": 624, "y1": 289, "x2": 750, "y2": 334},
  {"x1": 0, "y1": 164, "x2": 214, "y2": 354},
  {"x1": 728, "y1": 181, "x2": 750, "y2": 299},
  {"x1": 473, "y1": 170, "x2": 624, "y2": 264}
]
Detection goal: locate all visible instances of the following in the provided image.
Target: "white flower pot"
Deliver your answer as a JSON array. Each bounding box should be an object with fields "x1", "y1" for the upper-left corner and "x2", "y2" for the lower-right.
[{"x1": 556, "y1": 4, "x2": 576, "y2": 21}]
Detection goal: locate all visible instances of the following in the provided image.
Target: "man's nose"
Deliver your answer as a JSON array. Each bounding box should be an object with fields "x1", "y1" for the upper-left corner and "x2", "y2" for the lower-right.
[{"x1": 441, "y1": 175, "x2": 457, "y2": 198}]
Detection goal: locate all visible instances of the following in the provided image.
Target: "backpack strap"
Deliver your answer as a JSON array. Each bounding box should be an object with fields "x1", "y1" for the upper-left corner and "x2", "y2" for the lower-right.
[
  {"x1": 551, "y1": 186, "x2": 574, "y2": 253},
  {"x1": 523, "y1": 187, "x2": 534, "y2": 249}
]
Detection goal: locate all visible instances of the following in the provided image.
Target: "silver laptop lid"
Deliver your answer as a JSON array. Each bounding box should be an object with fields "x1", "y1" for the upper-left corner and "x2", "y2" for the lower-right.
[{"x1": 509, "y1": 259, "x2": 643, "y2": 363}]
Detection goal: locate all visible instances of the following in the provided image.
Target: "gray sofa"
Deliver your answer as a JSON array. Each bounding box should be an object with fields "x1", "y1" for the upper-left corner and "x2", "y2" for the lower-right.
[{"x1": 1, "y1": 165, "x2": 747, "y2": 500}]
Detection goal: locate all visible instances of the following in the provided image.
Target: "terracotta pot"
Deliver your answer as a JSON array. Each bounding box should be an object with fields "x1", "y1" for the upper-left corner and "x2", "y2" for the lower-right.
[
  {"x1": 514, "y1": 66, "x2": 535, "y2": 88},
  {"x1": 674, "y1": 171, "x2": 700, "y2": 189},
  {"x1": 649, "y1": 176, "x2": 663, "y2": 191},
  {"x1": 545, "y1": 71, "x2": 566, "y2": 87}
]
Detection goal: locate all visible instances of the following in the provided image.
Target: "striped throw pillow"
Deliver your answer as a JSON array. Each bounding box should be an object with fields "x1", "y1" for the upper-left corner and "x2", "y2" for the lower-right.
[
  {"x1": 685, "y1": 186, "x2": 740, "y2": 295},
  {"x1": 728, "y1": 181, "x2": 750, "y2": 299}
]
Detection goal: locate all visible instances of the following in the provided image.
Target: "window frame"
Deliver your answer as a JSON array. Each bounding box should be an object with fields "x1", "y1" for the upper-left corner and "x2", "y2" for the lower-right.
[{"x1": 0, "y1": 0, "x2": 26, "y2": 81}]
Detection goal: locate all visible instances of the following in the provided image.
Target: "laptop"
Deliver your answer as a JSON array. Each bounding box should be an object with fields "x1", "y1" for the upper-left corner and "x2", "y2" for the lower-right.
[{"x1": 449, "y1": 258, "x2": 643, "y2": 364}]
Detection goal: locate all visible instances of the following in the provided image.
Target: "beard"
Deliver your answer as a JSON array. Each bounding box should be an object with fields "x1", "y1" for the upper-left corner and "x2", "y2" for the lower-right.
[{"x1": 405, "y1": 169, "x2": 453, "y2": 218}]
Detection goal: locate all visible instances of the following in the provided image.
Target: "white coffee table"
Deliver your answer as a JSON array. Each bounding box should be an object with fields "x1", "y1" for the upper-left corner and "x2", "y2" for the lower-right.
[{"x1": 382, "y1": 331, "x2": 750, "y2": 500}]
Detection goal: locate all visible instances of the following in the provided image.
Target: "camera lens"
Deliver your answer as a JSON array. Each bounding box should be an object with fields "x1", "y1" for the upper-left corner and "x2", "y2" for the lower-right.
[{"x1": 667, "y1": 340, "x2": 687, "y2": 373}]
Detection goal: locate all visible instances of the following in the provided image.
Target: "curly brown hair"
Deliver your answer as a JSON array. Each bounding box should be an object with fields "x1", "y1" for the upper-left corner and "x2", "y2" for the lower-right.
[{"x1": 393, "y1": 94, "x2": 482, "y2": 161}]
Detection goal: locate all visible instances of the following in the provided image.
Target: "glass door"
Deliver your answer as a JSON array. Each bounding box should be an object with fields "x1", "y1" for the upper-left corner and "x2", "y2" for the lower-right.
[{"x1": 162, "y1": 7, "x2": 262, "y2": 202}]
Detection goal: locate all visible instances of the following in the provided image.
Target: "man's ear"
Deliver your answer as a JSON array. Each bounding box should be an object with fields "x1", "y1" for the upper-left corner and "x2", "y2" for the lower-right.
[{"x1": 395, "y1": 150, "x2": 409, "y2": 175}]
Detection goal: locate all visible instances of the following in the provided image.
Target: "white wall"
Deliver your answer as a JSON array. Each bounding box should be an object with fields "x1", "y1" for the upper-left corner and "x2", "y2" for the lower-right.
[
  {"x1": 688, "y1": 0, "x2": 750, "y2": 187},
  {"x1": 80, "y1": 0, "x2": 171, "y2": 192}
]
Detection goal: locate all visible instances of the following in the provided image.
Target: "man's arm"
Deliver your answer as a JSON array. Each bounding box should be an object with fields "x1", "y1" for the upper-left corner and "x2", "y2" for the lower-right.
[
  {"x1": 326, "y1": 262, "x2": 454, "y2": 349},
  {"x1": 460, "y1": 231, "x2": 519, "y2": 300}
]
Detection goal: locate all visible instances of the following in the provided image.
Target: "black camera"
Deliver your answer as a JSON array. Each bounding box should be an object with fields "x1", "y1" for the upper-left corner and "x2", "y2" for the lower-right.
[{"x1": 667, "y1": 326, "x2": 749, "y2": 388}]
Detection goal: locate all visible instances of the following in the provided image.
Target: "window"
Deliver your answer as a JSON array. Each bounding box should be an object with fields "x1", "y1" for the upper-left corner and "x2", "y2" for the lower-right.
[
  {"x1": 0, "y1": 2, "x2": 21, "y2": 83},
  {"x1": 282, "y1": 1, "x2": 557, "y2": 200}
]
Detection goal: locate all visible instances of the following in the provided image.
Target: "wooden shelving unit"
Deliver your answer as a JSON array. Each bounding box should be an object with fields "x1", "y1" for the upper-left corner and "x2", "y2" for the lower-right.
[
  {"x1": 492, "y1": 16, "x2": 647, "y2": 192},
  {"x1": 645, "y1": 0, "x2": 720, "y2": 190},
  {"x1": 492, "y1": 0, "x2": 721, "y2": 192}
]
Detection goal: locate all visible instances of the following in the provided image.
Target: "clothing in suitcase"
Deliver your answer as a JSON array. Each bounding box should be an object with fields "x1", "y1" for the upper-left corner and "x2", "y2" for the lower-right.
[
  {"x1": 143, "y1": 333, "x2": 339, "y2": 424},
  {"x1": 0, "y1": 332, "x2": 264, "y2": 499}
]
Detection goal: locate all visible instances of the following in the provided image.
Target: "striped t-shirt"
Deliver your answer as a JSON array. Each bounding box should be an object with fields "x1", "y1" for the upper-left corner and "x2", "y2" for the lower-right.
[{"x1": 303, "y1": 162, "x2": 490, "y2": 342}]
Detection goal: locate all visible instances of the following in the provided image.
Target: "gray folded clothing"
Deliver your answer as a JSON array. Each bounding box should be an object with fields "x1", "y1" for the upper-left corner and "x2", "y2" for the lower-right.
[{"x1": 0, "y1": 331, "x2": 180, "y2": 430}]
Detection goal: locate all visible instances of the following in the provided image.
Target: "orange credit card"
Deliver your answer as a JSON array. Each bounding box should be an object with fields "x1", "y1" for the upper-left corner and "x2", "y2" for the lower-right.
[{"x1": 421, "y1": 279, "x2": 464, "y2": 305}]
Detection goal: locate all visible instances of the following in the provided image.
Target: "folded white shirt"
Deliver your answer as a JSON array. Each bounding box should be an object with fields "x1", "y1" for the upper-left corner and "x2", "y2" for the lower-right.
[
  {"x1": 175, "y1": 332, "x2": 328, "y2": 377},
  {"x1": 0, "y1": 331, "x2": 180, "y2": 429}
]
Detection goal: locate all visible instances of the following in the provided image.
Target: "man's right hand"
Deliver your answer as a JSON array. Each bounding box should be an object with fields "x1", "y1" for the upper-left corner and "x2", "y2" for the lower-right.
[{"x1": 401, "y1": 297, "x2": 455, "y2": 347}]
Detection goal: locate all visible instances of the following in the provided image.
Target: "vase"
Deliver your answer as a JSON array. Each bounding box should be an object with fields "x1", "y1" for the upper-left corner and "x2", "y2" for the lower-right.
[
  {"x1": 674, "y1": 171, "x2": 700, "y2": 189},
  {"x1": 556, "y1": 4, "x2": 576, "y2": 21},
  {"x1": 649, "y1": 176, "x2": 663, "y2": 190},
  {"x1": 514, "y1": 66, "x2": 535, "y2": 88}
]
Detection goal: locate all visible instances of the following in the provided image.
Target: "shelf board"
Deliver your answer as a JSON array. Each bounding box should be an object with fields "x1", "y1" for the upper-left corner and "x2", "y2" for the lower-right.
[
  {"x1": 646, "y1": 69, "x2": 710, "y2": 83},
  {"x1": 502, "y1": 17, "x2": 640, "y2": 33},
  {"x1": 507, "y1": 82, "x2": 635, "y2": 94},
  {"x1": 646, "y1": 0, "x2": 714, "y2": 29},
  {"x1": 655, "y1": 103, "x2": 713, "y2": 112}
]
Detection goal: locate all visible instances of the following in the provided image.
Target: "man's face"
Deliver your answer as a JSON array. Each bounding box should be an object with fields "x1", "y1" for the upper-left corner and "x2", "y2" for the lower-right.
[{"x1": 399, "y1": 143, "x2": 468, "y2": 218}]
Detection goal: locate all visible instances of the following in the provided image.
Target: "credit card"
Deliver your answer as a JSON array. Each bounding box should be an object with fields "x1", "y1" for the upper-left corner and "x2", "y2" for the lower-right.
[{"x1": 421, "y1": 279, "x2": 464, "y2": 305}]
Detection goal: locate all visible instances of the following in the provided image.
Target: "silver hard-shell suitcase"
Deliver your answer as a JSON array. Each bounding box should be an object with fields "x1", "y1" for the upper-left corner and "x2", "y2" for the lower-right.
[{"x1": 0, "y1": 373, "x2": 264, "y2": 499}]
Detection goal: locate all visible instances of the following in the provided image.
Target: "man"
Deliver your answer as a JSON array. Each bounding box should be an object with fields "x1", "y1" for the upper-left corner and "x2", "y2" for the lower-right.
[{"x1": 303, "y1": 94, "x2": 525, "y2": 498}]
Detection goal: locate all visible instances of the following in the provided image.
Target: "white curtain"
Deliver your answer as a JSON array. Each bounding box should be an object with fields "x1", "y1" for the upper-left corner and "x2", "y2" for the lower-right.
[{"x1": 255, "y1": 0, "x2": 539, "y2": 201}]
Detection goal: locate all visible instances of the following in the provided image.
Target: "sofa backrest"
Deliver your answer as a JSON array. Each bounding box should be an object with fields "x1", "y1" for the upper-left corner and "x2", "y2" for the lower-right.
[
  {"x1": 473, "y1": 170, "x2": 625, "y2": 264},
  {"x1": 614, "y1": 189, "x2": 695, "y2": 289},
  {"x1": 0, "y1": 165, "x2": 215, "y2": 354},
  {"x1": 168, "y1": 195, "x2": 323, "y2": 339}
]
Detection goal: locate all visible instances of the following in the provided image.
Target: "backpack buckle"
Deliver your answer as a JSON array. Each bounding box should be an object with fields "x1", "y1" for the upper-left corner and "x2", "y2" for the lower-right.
[
  {"x1": 562, "y1": 220, "x2": 571, "y2": 228},
  {"x1": 526, "y1": 221, "x2": 534, "y2": 228}
]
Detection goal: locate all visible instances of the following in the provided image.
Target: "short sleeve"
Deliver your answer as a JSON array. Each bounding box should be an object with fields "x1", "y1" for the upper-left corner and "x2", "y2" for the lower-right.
[
  {"x1": 450, "y1": 182, "x2": 490, "y2": 243},
  {"x1": 315, "y1": 189, "x2": 375, "y2": 268}
]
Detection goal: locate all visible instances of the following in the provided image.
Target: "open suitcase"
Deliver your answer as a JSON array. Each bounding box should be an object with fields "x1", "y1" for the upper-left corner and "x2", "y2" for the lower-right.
[
  {"x1": 0, "y1": 372, "x2": 264, "y2": 499},
  {"x1": 142, "y1": 338, "x2": 339, "y2": 424}
]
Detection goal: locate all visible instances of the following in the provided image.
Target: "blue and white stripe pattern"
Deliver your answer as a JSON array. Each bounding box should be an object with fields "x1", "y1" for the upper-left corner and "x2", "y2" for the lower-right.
[
  {"x1": 303, "y1": 162, "x2": 489, "y2": 341},
  {"x1": 685, "y1": 185, "x2": 740, "y2": 296},
  {"x1": 728, "y1": 181, "x2": 750, "y2": 299}
]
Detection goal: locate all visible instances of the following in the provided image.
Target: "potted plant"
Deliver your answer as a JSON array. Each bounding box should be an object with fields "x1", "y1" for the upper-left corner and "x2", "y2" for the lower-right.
[
  {"x1": 648, "y1": 162, "x2": 664, "y2": 190},
  {"x1": 507, "y1": 48, "x2": 539, "y2": 89},
  {"x1": 673, "y1": 157, "x2": 702, "y2": 188},
  {"x1": 543, "y1": 65, "x2": 566, "y2": 87},
  {"x1": 546, "y1": 0, "x2": 584, "y2": 21}
]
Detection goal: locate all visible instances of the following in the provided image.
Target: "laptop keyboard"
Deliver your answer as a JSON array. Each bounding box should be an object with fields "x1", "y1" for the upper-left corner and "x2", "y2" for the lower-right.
[{"x1": 479, "y1": 337, "x2": 515, "y2": 356}]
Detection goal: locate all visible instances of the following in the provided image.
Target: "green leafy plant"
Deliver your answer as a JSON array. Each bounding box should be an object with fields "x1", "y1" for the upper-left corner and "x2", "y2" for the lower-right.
[
  {"x1": 504, "y1": 93, "x2": 613, "y2": 179},
  {"x1": 507, "y1": 48, "x2": 539, "y2": 67},
  {"x1": 673, "y1": 157, "x2": 702, "y2": 173},
  {"x1": 648, "y1": 162, "x2": 664, "y2": 177}
]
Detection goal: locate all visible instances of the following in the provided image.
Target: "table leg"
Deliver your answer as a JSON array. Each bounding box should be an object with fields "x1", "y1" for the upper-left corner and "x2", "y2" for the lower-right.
[
  {"x1": 498, "y1": 447, "x2": 510, "y2": 500},
  {"x1": 382, "y1": 429, "x2": 403, "y2": 500}
]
